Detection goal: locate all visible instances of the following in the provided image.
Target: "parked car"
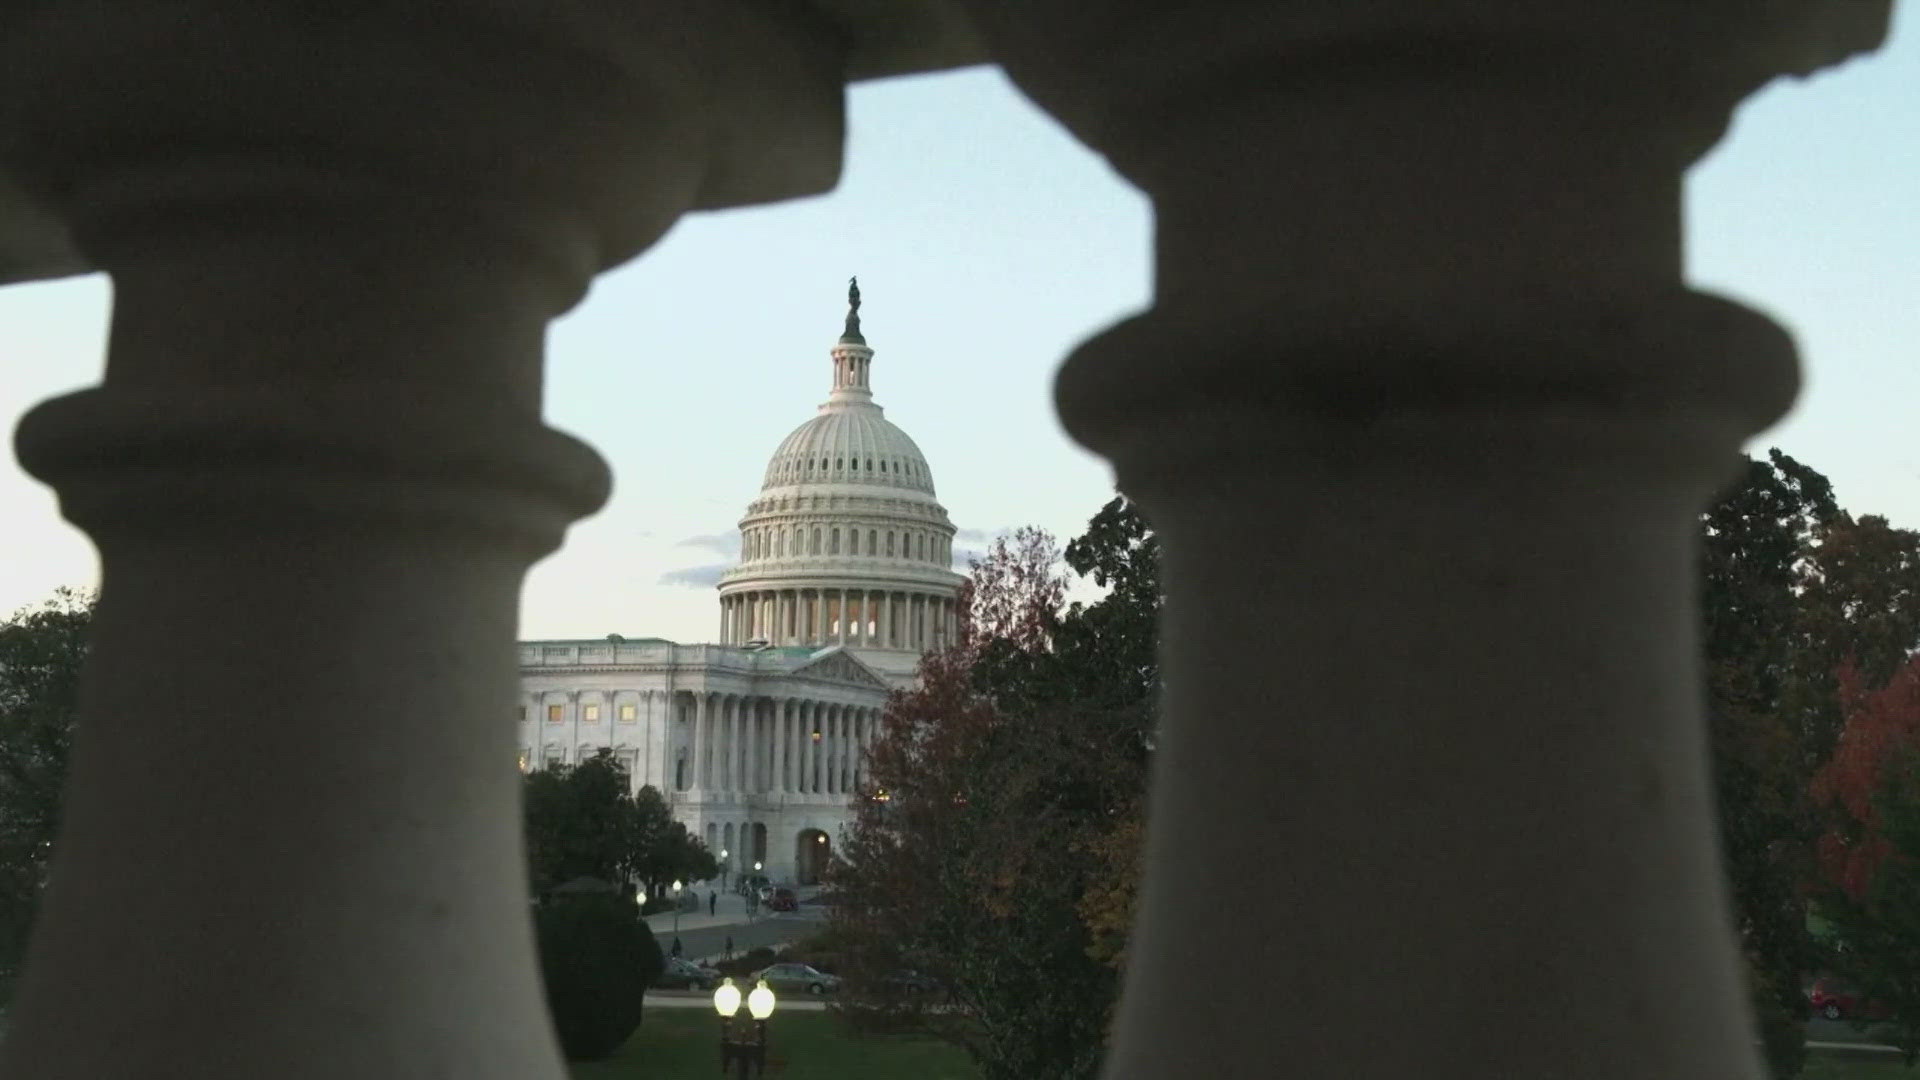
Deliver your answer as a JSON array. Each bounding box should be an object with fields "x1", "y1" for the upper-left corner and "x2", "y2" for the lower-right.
[
  {"x1": 766, "y1": 887, "x2": 798, "y2": 912},
  {"x1": 1809, "y1": 977, "x2": 1893, "y2": 1021},
  {"x1": 653, "y1": 958, "x2": 721, "y2": 991},
  {"x1": 752, "y1": 962, "x2": 841, "y2": 996}
]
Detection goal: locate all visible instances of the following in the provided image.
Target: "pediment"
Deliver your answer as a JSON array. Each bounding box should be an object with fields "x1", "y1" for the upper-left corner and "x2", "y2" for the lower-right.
[{"x1": 791, "y1": 647, "x2": 891, "y2": 691}]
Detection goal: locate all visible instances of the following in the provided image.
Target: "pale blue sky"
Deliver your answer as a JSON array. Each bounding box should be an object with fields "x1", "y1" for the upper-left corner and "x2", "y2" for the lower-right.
[{"x1": 2, "y1": 17, "x2": 1915, "y2": 641}]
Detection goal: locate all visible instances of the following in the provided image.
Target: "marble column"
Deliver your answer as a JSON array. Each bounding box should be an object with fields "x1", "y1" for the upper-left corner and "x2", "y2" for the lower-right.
[
  {"x1": 958, "y1": 4, "x2": 1892, "y2": 1077},
  {"x1": 731, "y1": 695, "x2": 746, "y2": 794},
  {"x1": 688, "y1": 692, "x2": 708, "y2": 793},
  {"x1": 828, "y1": 708, "x2": 842, "y2": 795},
  {"x1": 803, "y1": 702, "x2": 818, "y2": 796},
  {"x1": 771, "y1": 699, "x2": 786, "y2": 794}
]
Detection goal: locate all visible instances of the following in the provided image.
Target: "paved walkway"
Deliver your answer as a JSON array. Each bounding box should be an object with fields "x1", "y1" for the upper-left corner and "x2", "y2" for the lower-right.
[{"x1": 643, "y1": 885, "x2": 820, "y2": 937}]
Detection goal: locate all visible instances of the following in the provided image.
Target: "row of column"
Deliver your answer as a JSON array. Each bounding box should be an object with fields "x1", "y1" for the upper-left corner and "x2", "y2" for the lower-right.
[
  {"x1": 720, "y1": 586, "x2": 956, "y2": 649},
  {"x1": 740, "y1": 522, "x2": 950, "y2": 565},
  {"x1": 683, "y1": 692, "x2": 877, "y2": 799}
]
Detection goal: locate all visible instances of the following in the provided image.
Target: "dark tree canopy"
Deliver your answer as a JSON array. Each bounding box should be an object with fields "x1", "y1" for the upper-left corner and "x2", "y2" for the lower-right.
[
  {"x1": 521, "y1": 752, "x2": 715, "y2": 902},
  {"x1": 1698, "y1": 449, "x2": 1920, "y2": 1077},
  {"x1": 534, "y1": 892, "x2": 662, "y2": 1060},
  {"x1": 0, "y1": 588, "x2": 93, "y2": 973}
]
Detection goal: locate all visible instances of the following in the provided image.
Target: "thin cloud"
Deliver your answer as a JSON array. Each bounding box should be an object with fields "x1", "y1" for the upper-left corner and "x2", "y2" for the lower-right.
[
  {"x1": 677, "y1": 531, "x2": 741, "y2": 556},
  {"x1": 953, "y1": 527, "x2": 1001, "y2": 544},
  {"x1": 658, "y1": 564, "x2": 731, "y2": 589}
]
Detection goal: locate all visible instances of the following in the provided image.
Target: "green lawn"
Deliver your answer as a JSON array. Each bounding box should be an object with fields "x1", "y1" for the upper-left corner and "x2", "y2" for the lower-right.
[
  {"x1": 569, "y1": 1006, "x2": 979, "y2": 1080},
  {"x1": 1805, "y1": 1050, "x2": 1918, "y2": 1079}
]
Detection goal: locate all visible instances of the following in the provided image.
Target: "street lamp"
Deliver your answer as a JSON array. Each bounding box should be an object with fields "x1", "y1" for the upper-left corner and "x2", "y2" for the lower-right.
[
  {"x1": 671, "y1": 879, "x2": 684, "y2": 935},
  {"x1": 713, "y1": 977, "x2": 776, "y2": 1078}
]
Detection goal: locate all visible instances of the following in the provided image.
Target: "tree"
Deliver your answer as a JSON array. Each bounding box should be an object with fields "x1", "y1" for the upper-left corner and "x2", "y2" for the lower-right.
[
  {"x1": 832, "y1": 508, "x2": 1160, "y2": 1079},
  {"x1": 0, "y1": 588, "x2": 93, "y2": 974},
  {"x1": 1793, "y1": 512, "x2": 1920, "y2": 770},
  {"x1": 1698, "y1": 450, "x2": 1837, "y2": 1079},
  {"x1": 521, "y1": 752, "x2": 714, "y2": 900},
  {"x1": 627, "y1": 784, "x2": 717, "y2": 906},
  {"x1": 1808, "y1": 656, "x2": 1920, "y2": 1062}
]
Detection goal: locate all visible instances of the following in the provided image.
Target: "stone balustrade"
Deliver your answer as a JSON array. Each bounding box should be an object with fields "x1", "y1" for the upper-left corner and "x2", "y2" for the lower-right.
[{"x1": 0, "y1": 3, "x2": 1895, "y2": 1078}]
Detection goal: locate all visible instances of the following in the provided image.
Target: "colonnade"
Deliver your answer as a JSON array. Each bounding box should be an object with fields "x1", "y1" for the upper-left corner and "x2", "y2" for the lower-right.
[
  {"x1": 681, "y1": 692, "x2": 877, "y2": 798},
  {"x1": 720, "y1": 587, "x2": 956, "y2": 650}
]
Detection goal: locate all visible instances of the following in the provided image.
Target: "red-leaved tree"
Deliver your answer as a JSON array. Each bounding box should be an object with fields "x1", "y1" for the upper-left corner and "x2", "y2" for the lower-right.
[
  {"x1": 1811, "y1": 659, "x2": 1920, "y2": 901},
  {"x1": 828, "y1": 527, "x2": 1128, "y2": 1080},
  {"x1": 1808, "y1": 655, "x2": 1920, "y2": 1060}
]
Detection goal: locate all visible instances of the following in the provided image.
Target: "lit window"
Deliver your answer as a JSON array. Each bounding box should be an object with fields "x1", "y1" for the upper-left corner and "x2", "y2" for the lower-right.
[
  {"x1": 584, "y1": 704, "x2": 601, "y2": 721},
  {"x1": 620, "y1": 703, "x2": 637, "y2": 722},
  {"x1": 547, "y1": 704, "x2": 563, "y2": 723}
]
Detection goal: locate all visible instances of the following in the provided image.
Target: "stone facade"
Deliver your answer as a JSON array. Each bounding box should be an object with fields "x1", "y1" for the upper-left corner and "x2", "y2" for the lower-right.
[{"x1": 516, "y1": 285, "x2": 962, "y2": 884}]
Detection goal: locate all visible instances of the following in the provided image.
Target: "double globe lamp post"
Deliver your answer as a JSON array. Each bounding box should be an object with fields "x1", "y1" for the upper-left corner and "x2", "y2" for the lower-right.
[{"x1": 712, "y1": 977, "x2": 776, "y2": 1078}]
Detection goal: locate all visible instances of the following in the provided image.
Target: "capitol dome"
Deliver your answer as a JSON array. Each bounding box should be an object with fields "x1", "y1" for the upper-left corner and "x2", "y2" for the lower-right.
[
  {"x1": 760, "y1": 401, "x2": 937, "y2": 497},
  {"x1": 717, "y1": 280, "x2": 965, "y2": 683}
]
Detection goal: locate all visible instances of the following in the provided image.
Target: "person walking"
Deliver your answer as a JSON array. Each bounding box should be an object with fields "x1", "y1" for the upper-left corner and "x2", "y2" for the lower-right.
[
  {"x1": 671, "y1": 937, "x2": 683, "y2": 960},
  {"x1": 708, "y1": 890, "x2": 716, "y2": 917},
  {"x1": 724, "y1": 935, "x2": 734, "y2": 961}
]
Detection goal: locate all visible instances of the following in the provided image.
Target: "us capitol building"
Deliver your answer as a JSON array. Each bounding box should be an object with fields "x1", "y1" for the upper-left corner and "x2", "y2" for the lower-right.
[{"x1": 516, "y1": 281, "x2": 964, "y2": 885}]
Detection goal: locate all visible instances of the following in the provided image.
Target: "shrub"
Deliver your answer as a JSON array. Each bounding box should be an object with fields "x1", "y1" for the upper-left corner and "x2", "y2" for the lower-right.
[
  {"x1": 534, "y1": 893, "x2": 663, "y2": 1060},
  {"x1": 713, "y1": 946, "x2": 779, "y2": 979}
]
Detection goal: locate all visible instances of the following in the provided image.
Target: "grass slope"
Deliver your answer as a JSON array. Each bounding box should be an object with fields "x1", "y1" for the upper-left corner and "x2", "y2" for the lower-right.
[{"x1": 570, "y1": 1005, "x2": 978, "y2": 1080}]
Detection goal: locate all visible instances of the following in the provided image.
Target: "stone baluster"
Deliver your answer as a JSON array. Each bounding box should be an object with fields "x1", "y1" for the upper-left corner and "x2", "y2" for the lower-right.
[
  {"x1": 959, "y1": 3, "x2": 1892, "y2": 1077},
  {"x1": 0, "y1": 7, "x2": 857, "y2": 1077}
]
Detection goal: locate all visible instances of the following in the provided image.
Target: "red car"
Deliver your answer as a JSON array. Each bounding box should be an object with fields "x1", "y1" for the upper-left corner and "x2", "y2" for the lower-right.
[
  {"x1": 766, "y1": 887, "x2": 798, "y2": 912},
  {"x1": 1809, "y1": 977, "x2": 1891, "y2": 1022}
]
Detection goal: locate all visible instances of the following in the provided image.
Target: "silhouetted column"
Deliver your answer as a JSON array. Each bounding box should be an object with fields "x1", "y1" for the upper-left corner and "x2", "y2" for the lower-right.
[{"x1": 960, "y1": 3, "x2": 1892, "y2": 1078}]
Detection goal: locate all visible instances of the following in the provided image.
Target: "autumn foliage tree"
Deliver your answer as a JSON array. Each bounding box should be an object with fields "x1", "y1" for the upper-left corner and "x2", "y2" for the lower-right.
[
  {"x1": 830, "y1": 506, "x2": 1157, "y2": 1080},
  {"x1": 1808, "y1": 656, "x2": 1920, "y2": 1061}
]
